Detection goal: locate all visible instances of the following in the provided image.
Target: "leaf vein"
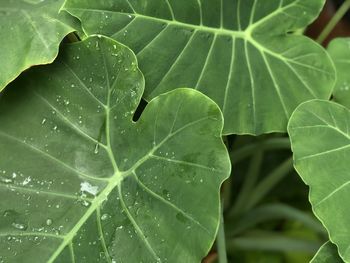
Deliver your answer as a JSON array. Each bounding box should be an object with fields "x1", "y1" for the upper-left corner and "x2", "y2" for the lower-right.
[
  {"x1": 133, "y1": 171, "x2": 211, "y2": 235},
  {"x1": 118, "y1": 184, "x2": 161, "y2": 262}
]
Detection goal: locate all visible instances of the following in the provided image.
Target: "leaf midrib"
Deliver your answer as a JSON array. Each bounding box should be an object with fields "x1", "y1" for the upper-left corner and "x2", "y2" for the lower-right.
[
  {"x1": 47, "y1": 116, "x2": 212, "y2": 262},
  {"x1": 65, "y1": 0, "x2": 309, "y2": 39},
  {"x1": 66, "y1": 5, "x2": 333, "y2": 79},
  {"x1": 45, "y1": 88, "x2": 214, "y2": 262}
]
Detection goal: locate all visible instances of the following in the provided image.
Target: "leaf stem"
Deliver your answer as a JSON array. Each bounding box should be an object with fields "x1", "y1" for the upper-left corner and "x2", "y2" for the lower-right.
[
  {"x1": 317, "y1": 0, "x2": 350, "y2": 44},
  {"x1": 226, "y1": 232, "x2": 320, "y2": 253},
  {"x1": 230, "y1": 137, "x2": 290, "y2": 165},
  {"x1": 231, "y1": 148, "x2": 264, "y2": 216},
  {"x1": 244, "y1": 157, "x2": 293, "y2": 211},
  {"x1": 66, "y1": 32, "x2": 80, "y2": 43},
  {"x1": 217, "y1": 202, "x2": 228, "y2": 263},
  {"x1": 226, "y1": 203, "x2": 326, "y2": 236}
]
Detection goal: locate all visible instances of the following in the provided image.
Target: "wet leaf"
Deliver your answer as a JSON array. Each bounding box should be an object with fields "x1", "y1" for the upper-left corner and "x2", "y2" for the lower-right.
[
  {"x1": 0, "y1": 0, "x2": 78, "y2": 92},
  {"x1": 0, "y1": 35, "x2": 230, "y2": 262},
  {"x1": 311, "y1": 241, "x2": 343, "y2": 263},
  {"x1": 63, "y1": 0, "x2": 335, "y2": 135},
  {"x1": 328, "y1": 38, "x2": 350, "y2": 108},
  {"x1": 289, "y1": 100, "x2": 350, "y2": 262}
]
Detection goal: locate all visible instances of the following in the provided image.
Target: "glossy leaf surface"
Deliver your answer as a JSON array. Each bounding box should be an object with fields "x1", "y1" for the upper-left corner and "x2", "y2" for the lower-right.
[
  {"x1": 311, "y1": 241, "x2": 343, "y2": 263},
  {"x1": 328, "y1": 38, "x2": 350, "y2": 108},
  {"x1": 0, "y1": 36, "x2": 230, "y2": 262},
  {"x1": 63, "y1": 0, "x2": 335, "y2": 135},
  {"x1": 0, "y1": 0, "x2": 77, "y2": 92},
  {"x1": 288, "y1": 100, "x2": 350, "y2": 262}
]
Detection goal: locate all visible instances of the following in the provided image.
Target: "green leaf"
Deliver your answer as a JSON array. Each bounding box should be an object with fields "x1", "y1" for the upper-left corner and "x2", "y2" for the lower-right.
[
  {"x1": 63, "y1": 0, "x2": 335, "y2": 135},
  {"x1": 328, "y1": 38, "x2": 350, "y2": 109},
  {"x1": 288, "y1": 99, "x2": 350, "y2": 262},
  {"x1": 0, "y1": 35, "x2": 230, "y2": 262},
  {"x1": 0, "y1": 0, "x2": 78, "y2": 92},
  {"x1": 311, "y1": 241, "x2": 343, "y2": 263}
]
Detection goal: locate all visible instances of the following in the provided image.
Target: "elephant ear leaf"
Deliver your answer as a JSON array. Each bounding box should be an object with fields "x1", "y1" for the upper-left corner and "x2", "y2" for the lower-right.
[
  {"x1": 63, "y1": 0, "x2": 335, "y2": 135},
  {"x1": 288, "y1": 99, "x2": 350, "y2": 262},
  {"x1": 0, "y1": 36, "x2": 230, "y2": 262},
  {"x1": 311, "y1": 241, "x2": 343, "y2": 263},
  {"x1": 328, "y1": 38, "x2": 350, "y2": 109},
  {"x1": 0, "y1": 0, "x2": 78, "y2": 92}
]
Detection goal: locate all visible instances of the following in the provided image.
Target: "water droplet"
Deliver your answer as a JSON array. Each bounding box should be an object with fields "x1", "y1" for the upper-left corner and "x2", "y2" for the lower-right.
[
  {"x1": 81, "y1": 200, "x2": 90, "y2": 207},
  {"x1": 101, "y1": 214, "x2": 110, "y2": 221},
  {"x1": 46, "y1": 219, "x2": 53, "y2": 226},
  {"x1": 41, "y1": 118, "x2": 46, "y2": 125},
  {"x1": 0, "y1": 178, "x2": 13, "y2": 184},
  {"x1": 12, "y1": 222, "x2": 27, "y2": 231},
  {"x1": 94, "y1": 144, "x2": 99, "y2": 154}
]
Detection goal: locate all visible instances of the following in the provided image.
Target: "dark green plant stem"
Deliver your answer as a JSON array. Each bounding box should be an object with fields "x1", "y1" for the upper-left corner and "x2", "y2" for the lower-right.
[
  {"x1": 226, "y1": 203, "x2": 326, "y2": 236},
  {"x1": 317, "y1": 0, "x2": 350, "y2": 44},
  {"x1": 231, "y1": 148, "x2": 264, "y2": 216},
  {"x1": 230, "y1": 137, "x2": 290, "y2": 165},
  {"x1": 217, "y1": 202, "x2": 228, "y2": 263},
  {"x1": 222, "y1": 177, "x2": 232, "y2": 211},
  {"x1": 222, "y1": 136, "x2": 232, "y2": 210},
  {"x1": 244, "y1": 157, "x2": 294, "y2": 211},
  {"x1": 226, "y1": 232, "x2": 320, "y2": 253},
  {"x1": 66, "y1": 32, "x2": 80, "y2": 43}
]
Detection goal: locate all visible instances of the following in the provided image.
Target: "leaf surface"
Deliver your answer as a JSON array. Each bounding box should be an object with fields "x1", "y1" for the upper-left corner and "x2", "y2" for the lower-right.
[
  {"x1": 0, "y1": 35, "x2": 230, "y2": 263},
  {"x1": 63, "y1": 0, "x2": 335, "y2": 135},
  {"x1": 311, "y1": 241, "x2": 343, "y2": 263},
  {"x1": 0, "y1": 0, "x2": 78, "y2": 92},
  {"x1": 328, "y1": 38, "x2": 350, "y2": 108},
  {"x1": 288, "y1": 100, "x2": 350, "y2": 262}
]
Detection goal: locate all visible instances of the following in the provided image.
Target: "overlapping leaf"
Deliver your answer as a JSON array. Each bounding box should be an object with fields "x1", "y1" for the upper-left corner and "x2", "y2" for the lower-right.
[
  {"x1": 311, "y1": 241, "x2": 343, "y2": 263},
  {"x1": 0, "y1": 0, "x2": 79, "y2": 92},
  {"x1": 63, "y1": 0, "x2": 336, "y2": 135},
  {"x1": 328, "y1": 38, "x2": 350, "y2": 108},
  {"x1": 0, "y1": 36, "x2": 230, "y2": 262},
  {"x1": 288, "y1": 100, "x2": 350, "y2": 262}
]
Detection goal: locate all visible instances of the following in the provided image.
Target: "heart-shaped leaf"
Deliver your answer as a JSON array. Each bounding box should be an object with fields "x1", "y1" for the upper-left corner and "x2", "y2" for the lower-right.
[
  {"x1": 328, "y1": 38, "x2": 350, "y2": 109},
  {"x1": 0, "y1": 36, "x2": 230, "y2": 262},
  {"x1": 0, "y1": 0, "x2": 79, "y2": 92},
  {"x1": 288, "y1": 99, "x2": 350, "y2": 262},
  {"x1": 311, "y1": 241, "x2": 343, "y2": 263},
  {"x1": 63, "y1": 0, "x2": 336, "y2": 135}
]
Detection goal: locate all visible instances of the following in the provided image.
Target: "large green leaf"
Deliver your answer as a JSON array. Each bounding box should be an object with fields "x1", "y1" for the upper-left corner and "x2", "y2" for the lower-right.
[
  {"x1": 328, "y1": 38, "x2": 350, "y2": 109},
  {"x1": 0, "y1": 0, "x2": 78, "y2": 92},
  {"x1": 63, "y1": 0, "x2": 336, "y2": 135},
  {"x1": 311, "y1": 241, "x2": 343, "y2": 263},
  {"x1": 288, "y1": 100, "x2": 350, "y2": 262},
  {"x1": 0, "y1": 35, "x2": 230, "y2": 262}
]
